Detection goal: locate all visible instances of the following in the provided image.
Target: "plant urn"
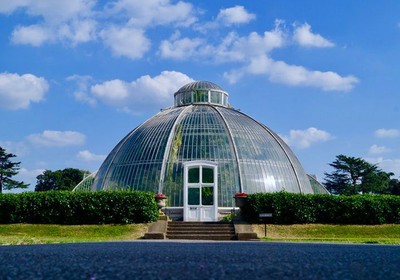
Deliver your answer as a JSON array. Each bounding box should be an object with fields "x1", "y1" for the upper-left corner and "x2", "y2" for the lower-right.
[
  {"x1": 234, "y1": 192, "x2": 248, "y2": 208},
  {"x1": 155, "y1": 194, "x2": 167, "y2": 209}
]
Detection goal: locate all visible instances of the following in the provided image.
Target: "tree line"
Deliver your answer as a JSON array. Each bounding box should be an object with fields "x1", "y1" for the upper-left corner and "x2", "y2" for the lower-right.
[
  {"x1": 0, "y1": 146, "x2": 88, "y2": 193},
  {"x1": 1, "y1": 145, "x2": 399, "y2": 195},
  {"x1": 324, "y1": 154, "x2": 400, "y2": 195}
]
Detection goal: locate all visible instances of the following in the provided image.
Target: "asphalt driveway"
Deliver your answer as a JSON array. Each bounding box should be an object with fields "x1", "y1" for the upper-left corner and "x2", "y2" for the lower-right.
[{"x1": 1, "y1": 241, "x2": 399, "y2": 279}]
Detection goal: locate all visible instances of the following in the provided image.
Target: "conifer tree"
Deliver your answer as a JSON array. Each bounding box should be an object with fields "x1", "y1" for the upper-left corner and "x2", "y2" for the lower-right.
[{"x1": 0, "y1": 146, "x2": 28, "y2": 193}]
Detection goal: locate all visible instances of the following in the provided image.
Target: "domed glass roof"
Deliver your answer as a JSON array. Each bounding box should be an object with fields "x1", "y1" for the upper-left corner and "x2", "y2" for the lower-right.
[
  {"x1": 91, "y1": 81, "x2": 319, "y2": 207},
  {"x1": 174, "y1": 81, "x2": 229, "y2": 107}
]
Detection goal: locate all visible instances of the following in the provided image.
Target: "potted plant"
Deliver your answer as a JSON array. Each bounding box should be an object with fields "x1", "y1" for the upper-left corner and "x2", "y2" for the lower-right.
[
  {"x1": 154, "y1": 193, "x2": 167, "y2": 209},
  {"x1": 234, "y1": 192, "x2": 248, "y2": 208}
]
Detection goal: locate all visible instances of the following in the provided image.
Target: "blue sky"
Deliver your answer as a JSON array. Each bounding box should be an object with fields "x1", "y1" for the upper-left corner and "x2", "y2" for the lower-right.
[{"x1": 1, "y1": 0, "x2": 400, "y2": 192}]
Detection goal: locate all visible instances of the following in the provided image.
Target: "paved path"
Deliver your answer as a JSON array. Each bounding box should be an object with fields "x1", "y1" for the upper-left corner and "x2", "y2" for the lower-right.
[{"x1": 1, "y1": 241, "x2": 399, "y2": 279}]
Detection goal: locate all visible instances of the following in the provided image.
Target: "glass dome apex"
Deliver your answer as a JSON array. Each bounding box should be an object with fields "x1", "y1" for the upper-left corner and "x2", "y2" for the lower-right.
[
  {"x1": 174, "y1": 81, "x2": 229, "y2": 107},
  {"x1": 175, "y1": 81, "x2": 225, "y2": 93}
]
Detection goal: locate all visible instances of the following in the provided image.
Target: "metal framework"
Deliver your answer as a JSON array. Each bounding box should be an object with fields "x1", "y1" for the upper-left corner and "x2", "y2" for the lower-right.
[{"x1": 89, "y1": 81, "x2": 321, "y2": 207}]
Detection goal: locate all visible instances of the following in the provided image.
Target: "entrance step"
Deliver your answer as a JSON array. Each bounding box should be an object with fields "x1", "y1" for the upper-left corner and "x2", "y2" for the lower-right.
[{"x1": 166, "y1": 221, "x2": 237, "y2": 241}]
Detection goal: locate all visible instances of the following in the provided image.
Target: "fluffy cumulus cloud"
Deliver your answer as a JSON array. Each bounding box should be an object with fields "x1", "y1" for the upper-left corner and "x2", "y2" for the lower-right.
[
  {"x1": 283, "y1": 127, "x2": 334, "y2": 149},
  {"x1": 1, "y1": 0, "x2": 197, "y2": 58},
  {"x1": 67, "y1": 75, "x2": 97, "y2": 106},
  {"x1": 245, "y1": 57, "x2": 359, "y2": 91},
  {"x1": 374, "y1": 128, "x2": 400, "y2": 138},
  {"x1": 108, "y1": 0, "x2": 197, "y2": 27},
  {"x1": 216, "y1": 5, "x2": 256, "y2": 26},
  {"x1": 77, "y1": 150, "x2": 106, "y2": 162},
  {"x1": 293, "y1": 23, "x2": 334, "y2": 47},
  {"x1": 0, "y1": 73, "x2": 49, "y2": 110},
  {"x1": 100, "y1": 26, "x2": 150, "y2": 59},
  {"x1": 368, "y1": 157, "x2": 400, "y2": 177},
  {"x1": 4, "y1": 0, "x2": 96, "y2": 46},
  {"x1": 159, "y1": 19, "x2": 358, "y2": 92},
  {"x1": 11, "y1": 25, "x2": 50, "y2": 46},
  {"x1": 369, "y1": 144, "x2": 390, "y2": 154},
  {"x1": 160, "y1": 22, "x2": 285, "y2": 62},
  {"x1": 90, "y1": 71, "x2": 193, "y2": 114},
  {"x1": 27, "y1": 130, "x2": 86, "y2": 147}
]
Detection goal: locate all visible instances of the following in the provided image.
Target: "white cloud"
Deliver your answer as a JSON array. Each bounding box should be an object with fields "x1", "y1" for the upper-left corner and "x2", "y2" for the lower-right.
[
  {"x1": 3, "y1": 0, "x2": 96, "y2": 46},
  {"x1": 27, "y1": 130, "x2": 86, "y2": 147},
  {"x1": 67, "y1": 75, "x2": 97, "y2": 106},
  {"x1": 77, "y1": 150, "x2": 106, "y2": 162},
  {"x1": 368, "y1": 157, "x2": 400, "y2": 177},
  {"x1": 369, "y1": 144, "x2": 390, "y2": 155},
  {"x1": 108, "y1": 0, "x2": 197, "y2": 27},
  {"x1": 0, "y1": 0, "x2": 95, "y2": 24},
  {"x1": 0, "y1": 141, "x2": 29, "y2": 157},
  {"x1": 11, "y1": 25, "x2": 50, "y2": 46},
  {"x1": 0, "y1": 72, "x2": 49, "y2": 110},
  {"x1": 10, "y1": 167, "x2": 45, "y2": 191},
  {"x1": 374, "y1": 128, "x2": 400, "y2": 138},
  {"x1": 159, "y1": 34, "x2": 206, "y2": 60},
  {"x1": 160, "y1": 21, "x2": 286, "y2": 62},
  {"x1": 159, "y1": 20, "x2": 358, "y2": 92},
  {"x1": 263, "y1": 58, "x2": 358, "y2": 91},
  {"x1": 100, "y1": 26, "x2": 150, "y2": 59},
  {"x1": 90, "y1": 71, "x2": 193, "y2": 114},
  {"x1": 0, "y1": 0, "x2": 29, "y2": 14},
  {"x1": 293, "y1": 23, "x2": 334, "y2": 47},
  {"x1": 216, "y1": 6, "x2": 256, "y2": 26},
  {"x1": 225, "y1": 55, "x2": 359, "y2": 91},
  {"x1": 283, "y1": 127, "x2": 334, "y2": 149},
  {"x1": 58, "y1": 19, "x2": 97, "y2": 45}
]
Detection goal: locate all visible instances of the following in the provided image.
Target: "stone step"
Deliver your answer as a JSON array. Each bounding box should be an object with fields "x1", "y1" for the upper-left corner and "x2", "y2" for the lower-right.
[
  {"x1": 168, "y1": 225, "x2": 234, "y2": 229},
  {"x1": 166, "y1": 234, "x2": 237, "y2": 240},
  {"x1": 167, "y1": 229, "x2": 235, "y2": 235},
  {"x1": 168, "y1": 222, "x2": 232, "y2": 226},
  {"x1": 168, "y1": 226, "x2": 234, "y2": 230},
  {"x1": 166, "y1": 221, "x2": 236, "y2": 240}
]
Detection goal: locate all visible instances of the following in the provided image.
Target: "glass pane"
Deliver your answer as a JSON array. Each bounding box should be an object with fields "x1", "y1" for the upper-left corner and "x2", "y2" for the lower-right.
[
  {"x1": 202, "y1": 167, "x2": 214, "y2": 183},
  {"x1": 211, "y1": 91, "x2": 222, "y2": 105},
  {"x1": 188, "y1": 188, "x2": 200, "y2": 205},
  {"x1": 193, "y1": 90, "x2": 208, "y2": 103},
  {"x1": 188, "y1": 167, "x2": 199, "y2": 183},
  {"x1": 202, "y1": 186, "x2": 214, "y2": 205}
]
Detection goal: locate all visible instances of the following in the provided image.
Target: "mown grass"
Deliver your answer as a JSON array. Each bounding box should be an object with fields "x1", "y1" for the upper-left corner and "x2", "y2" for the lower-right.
[
  {"x1": 252, "y1": 224, "x2": 400, "y2": 244},
  {"x1": 0, "y1": 224, "x2": 149, "y2": 245},
  {"x1": 2, "y1": 224, "x2": 400, "y2": 245}
]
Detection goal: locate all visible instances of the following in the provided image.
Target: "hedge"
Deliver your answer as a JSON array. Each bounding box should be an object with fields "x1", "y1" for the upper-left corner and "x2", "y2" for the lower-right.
[
  {"x1": 241, "y1": 192, "x2": 400, "y2": 225},
  {"x1": 0, "y1": 191, "x2": 159, "y2": 224}
]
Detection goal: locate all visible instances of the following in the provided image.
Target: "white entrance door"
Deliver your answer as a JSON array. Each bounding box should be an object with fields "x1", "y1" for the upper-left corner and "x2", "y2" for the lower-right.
[{"x1": 183, "y1": 161, "x2": 218, "y2": 222}]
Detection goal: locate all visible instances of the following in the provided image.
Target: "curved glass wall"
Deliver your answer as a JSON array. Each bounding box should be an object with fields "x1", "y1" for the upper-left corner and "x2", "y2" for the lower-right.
[
  {"x1": 90, "y1": 81, "x2": 318, "y2": 208},
  {"x1": 92, "y1": 103, "x2": 314, "y2": 207},
  {"x1": 92, "y1": 107, "x2": 185, "y2": 192}
]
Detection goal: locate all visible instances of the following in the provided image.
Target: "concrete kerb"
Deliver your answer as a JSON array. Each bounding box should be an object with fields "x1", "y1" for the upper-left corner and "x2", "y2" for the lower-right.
[
  {"x1": 233, "y1": 222, "x2": 259, "y2": 241},
  {"x1": 144, "y1": 220, "x2": 167, "y2": 239}
]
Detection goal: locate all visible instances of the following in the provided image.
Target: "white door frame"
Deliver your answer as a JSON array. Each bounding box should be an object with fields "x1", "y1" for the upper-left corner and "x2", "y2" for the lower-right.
[{"x1": 183, "y1": 161, "x2": 218, "y2": 222}]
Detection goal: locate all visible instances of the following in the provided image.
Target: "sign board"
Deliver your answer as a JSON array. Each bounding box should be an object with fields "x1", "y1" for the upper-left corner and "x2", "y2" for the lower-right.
[{"x1": 259, "y1": 213, "x2": 273, "y2": 218}]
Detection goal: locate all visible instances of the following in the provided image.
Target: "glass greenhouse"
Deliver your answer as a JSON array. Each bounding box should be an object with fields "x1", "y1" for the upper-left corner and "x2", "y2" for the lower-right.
[{"x1": 81, "y1": 81, "x2": 328, "y2": 221}]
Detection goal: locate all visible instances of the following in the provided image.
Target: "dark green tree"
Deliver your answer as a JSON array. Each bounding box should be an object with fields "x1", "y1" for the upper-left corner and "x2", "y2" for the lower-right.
[
  {"x1": 323, "y1": 154, "x2": 392, "y2": 195},
  {"x1": 35, "y1": 168, "x2": 89, "y2": 191},
  {"x1": 386, "y1": 178, "x2": 400, "y2": 195},
  {"x1": 0, "y1": 146, "x2": 28, "y2": 193}
]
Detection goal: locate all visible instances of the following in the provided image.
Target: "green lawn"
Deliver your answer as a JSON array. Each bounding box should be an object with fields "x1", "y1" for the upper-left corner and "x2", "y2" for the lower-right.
[
  {"x1": 2, "y1": 224, "x2": 400, "y2": 245},
  {"x1": 253, "y1": 224, "x2": 400, "y2": 244},
  {"x1": 0, "y1": 224, "x2": 149, "y2": 245}
]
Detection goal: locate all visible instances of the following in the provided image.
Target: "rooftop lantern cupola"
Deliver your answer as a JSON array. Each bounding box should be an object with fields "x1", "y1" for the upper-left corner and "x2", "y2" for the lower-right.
[{"x1": 174, "y1": 81, "x2": 229, "y2": 107}]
